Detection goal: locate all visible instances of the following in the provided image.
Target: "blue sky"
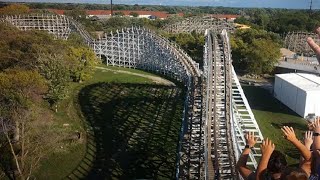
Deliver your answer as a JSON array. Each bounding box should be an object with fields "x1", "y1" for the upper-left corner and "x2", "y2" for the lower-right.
[{"x1": 2, "y1": 0, "x2": 319, "y2": 9}]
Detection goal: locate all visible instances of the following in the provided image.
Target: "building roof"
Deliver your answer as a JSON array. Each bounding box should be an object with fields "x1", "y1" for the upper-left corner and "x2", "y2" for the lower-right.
[{"x1": 276, "y1": 73, "x2": 320, "y2": 92}]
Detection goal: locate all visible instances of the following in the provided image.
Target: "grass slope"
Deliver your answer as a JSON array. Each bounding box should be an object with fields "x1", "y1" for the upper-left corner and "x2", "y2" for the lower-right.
[
  {"x1": 75, "y1": 83, "x2": 184, "y2": 179},
  {"x1": 242, "y1": 84, "x2": 307, "y2": 165},
  {"x1": 35, "y1": 67, "x2": 184, "y2": 179}
]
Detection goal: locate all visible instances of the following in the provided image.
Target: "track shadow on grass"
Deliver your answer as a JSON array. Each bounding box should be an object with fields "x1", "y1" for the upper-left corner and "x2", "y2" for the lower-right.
[
  {"x1": 242, "y1": 84, "x2": 301, "y2": 117},
  {"x1": 67, "y1": 82, "x2": 185, "y2": 179}
]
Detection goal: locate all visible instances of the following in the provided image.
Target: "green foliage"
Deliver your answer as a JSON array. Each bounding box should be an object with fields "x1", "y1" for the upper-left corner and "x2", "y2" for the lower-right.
[
  {"x1": 0, "y1": 23, "x2": 60, "y2": 70},
  {"x1": 99, "y1": 16, "x2": 165, "y2": 33},
  {"x1": 57, "y1": 8, "x2": 183, "y2": 34},
  {"x1": 231, "y1": 29, "x2": 281, "y2": 74},
  {"x1": 238, "y1": 9, "x2": 320, "y2": 34},
  {"x1": 129, "y1": 11, "x2": 139, "y2": 17},
  {"x1": 67, "y1": 33, "x2": 87, "y2": 46},
  {"x1": 0, "y1": 8, "x2": 100, "y2": 179},
  {"x1": 0, "y1": 69, "x2": 72, "y2": 179},
  {"x1": 114, "y1": 11, "x2": 125, "y2": 16},
  {"x1": 0, "y1": 69, "x2": 55, "y2": 179},
  {"x1": 64, "y1": 9, "x2": 87, "y2": 21},
  {"x1": 0, "y1": 19, "x2": 100, "y2": 179},
  {"x1": 66, "y1": 46, "x2": 99, "y2": 82},
  {"x1": 0, "y1": 69, "x2": 47, "y2": 114},
  {"x1": 234, "y1": 16, "x2": 250, "y2": 25},
  {"x1": 0, "y1": 4, "x2": 29, "y2": 15},
  {"x1": 25, "y1": 2, "x2": 241, "y2": 14},
  {"x1": 80, "y1": 18, "x2": 104, "y2": 32},
  {"x1": 162, "y1": 15, "x2": 184, "y2": 26},
  {"x1": 64, "y1": 9, "x2": 104, "y2": 33},
  {"x1": 37, "y1": 54, "x2": 70, "y2": 106},
  {"x1": 265, "y1": 11, "x2": 318, "y2": 34},
  {"x1": 0, "y1": 23, "x2": 98, "y2": 105},
  {"x1": 164, "y1": 31, "x2": 205, "y2": 67}
]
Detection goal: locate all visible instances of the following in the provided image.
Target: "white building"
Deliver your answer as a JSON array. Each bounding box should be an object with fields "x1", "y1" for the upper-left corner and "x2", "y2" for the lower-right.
[{"x1": 274, "y1": 73, "x2": 320, "y2": 118}]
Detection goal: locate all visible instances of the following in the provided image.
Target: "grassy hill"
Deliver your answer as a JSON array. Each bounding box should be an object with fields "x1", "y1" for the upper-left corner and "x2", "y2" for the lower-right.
[{"x1": 35, "y1": 66, "x2": 184, "y2": 179}]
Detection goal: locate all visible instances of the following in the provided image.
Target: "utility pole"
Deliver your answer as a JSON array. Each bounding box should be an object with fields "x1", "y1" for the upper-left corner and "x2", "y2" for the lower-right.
[
  {"x1": 111, "y1": 0, "x2": 113, "y2": 16},
  {"x1": 310, "y1": 0, "x2": 313, "y2": 12}
]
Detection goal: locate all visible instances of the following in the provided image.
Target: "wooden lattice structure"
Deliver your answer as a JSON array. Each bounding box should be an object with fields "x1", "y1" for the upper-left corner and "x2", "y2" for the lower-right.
[
  {"x1": 1, "y1": 14, "x2": 71, "y2": 40},
  {"x1": 92, "y1": 27, "x2": 200, "y2": 83},
  {"x1": 164, "y1": 16, "x2": 235, "y2": 34},
  {"x1": 284, "y1": 31, "x2": 320, "y2": 56}
]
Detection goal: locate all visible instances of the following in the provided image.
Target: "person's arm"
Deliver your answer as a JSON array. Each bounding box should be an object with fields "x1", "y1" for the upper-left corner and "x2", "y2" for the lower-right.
[
  {"x1": 313, "y1": 117, "x2": 320, "y2": 151},
  {"x1": 304, "y1": 131, "x2": 313, "y2": 150},
  {"x1": 307, "y1": 27, "x2": 320, "y2": 64},
  {"x1": 281, "y1": 126, "x2": 311, "y2": 161},
  {"x1": 300, "y1": 131, "x2": 313, "y2": 177},
  {"x1": 256, "y1": 138, "x2": 275, "y2": 180},
  {"x1": 312, "y1": 117, "x2": 320, "y2": 176},
  {"x1": 236, "y1": 131, "x2": 257, "y2": 179}
]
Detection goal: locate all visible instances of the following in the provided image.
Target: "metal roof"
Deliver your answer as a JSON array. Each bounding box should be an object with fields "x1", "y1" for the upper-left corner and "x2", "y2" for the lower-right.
[{"x1": 276, "y1": 73, "x2": 320, "y2": 92}]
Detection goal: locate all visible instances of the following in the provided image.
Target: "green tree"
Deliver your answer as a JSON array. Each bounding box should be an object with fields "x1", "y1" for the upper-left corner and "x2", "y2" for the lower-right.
[
  {"x1": 66, "y1": 47, "x2": 99, "y2": 82},
  {"x1": 234, "y1": 16, "x2": 251, "y2": 25},
  {"x1": 0, "y1": 69, "x2": 47, "y2": 120},
  {"x1": 114, "y1": 11, "x2": 125, "y2": 16},
  {"x1": 164, "y1": 31, "x2": 205, "y2": 67},
  {"x1": 133, "y1": 4, "x2": 140, "y2": 10},
  {"x1": 0, "y1": 4, "x2": 30, "y2": 15},
  {"x1": 0, "y1": 23, "x2": 59, "y2": 71},
  {"x1": 0, "y1": 69, "x2": 46, "y2": 179},
  {"x1": 37, "y1": 54, "x2": 70, "y2": 111},
  {"x1": 231, "y1": 29, "x2": 281, "y2": 75},
  {"x1": 129, "y1": 12, "x2": 139, "y2": 17},
  {"x1": 256, "y1": 11, "x2": 270, "y2": 30},
  {"x1": 0, "y1": 19, "x2": 98, "y2": 180},
  {"x1": 64, "y1": 9, "x2": 87, "y2": 20}
]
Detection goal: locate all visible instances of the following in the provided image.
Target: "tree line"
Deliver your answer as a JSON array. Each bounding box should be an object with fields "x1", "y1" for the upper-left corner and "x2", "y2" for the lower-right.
[
  {"x1": 17, "y1": 2, "x2": 242, "y2": 15},
  {"x1": 0, "y1": 3, "x2": 288, "y2": 75},
  {"x1": 230, "y1": 29, "x2": 282, "y2": 75},
  {"x1": 235, "y1": 8, "x2": 320, "y2": 34}
]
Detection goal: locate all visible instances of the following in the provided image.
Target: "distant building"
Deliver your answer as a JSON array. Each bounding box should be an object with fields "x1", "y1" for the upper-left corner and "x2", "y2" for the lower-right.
[{"x1": 274, "y1": 73, "x2": 320, "y2": 118}]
